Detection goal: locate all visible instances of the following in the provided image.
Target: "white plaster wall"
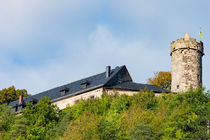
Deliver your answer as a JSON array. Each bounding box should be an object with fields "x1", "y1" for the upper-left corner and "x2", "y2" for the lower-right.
[
  {"x1": 105, "y1": 89, "x2": 161, "y2": 96},
  {"x1": 53, "y1": 88, "x2": 162, "y2": 110},
  {"x1": 53, "y1": 88, "x2": 103, "y2": 110},
  {"x1": 105, "y1": 89, "x2": 137, "y2": 96}
]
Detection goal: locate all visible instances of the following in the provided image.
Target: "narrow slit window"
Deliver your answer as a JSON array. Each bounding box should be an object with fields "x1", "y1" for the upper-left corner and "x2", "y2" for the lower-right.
[{"x1": 177, "y1": 85, "x2": 179, "y2": 89}]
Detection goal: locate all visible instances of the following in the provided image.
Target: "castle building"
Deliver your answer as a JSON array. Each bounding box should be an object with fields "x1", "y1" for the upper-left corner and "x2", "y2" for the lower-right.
[
  {"x1": 170, "y1": 33, "x2": 204, "y2": 92},
  {"x1": 8, "y1": 65, "x2": 166, "y2": 113},
  {"x1": 8, "y1": 33, "x2": 203, "y2": 113}
]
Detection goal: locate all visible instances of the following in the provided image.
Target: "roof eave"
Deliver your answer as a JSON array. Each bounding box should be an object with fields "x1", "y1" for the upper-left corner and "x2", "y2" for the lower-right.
[
  {"x1": 104, "y1": 87, "x2": 165, "y2": 93},
  {"x1": 51, "y1": 84, "x2": 104, "y2": 102}
]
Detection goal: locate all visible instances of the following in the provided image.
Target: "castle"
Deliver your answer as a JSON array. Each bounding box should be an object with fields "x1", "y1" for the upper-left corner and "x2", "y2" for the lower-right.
[{"x1": 8, "y1": 33, "x2": 204, "y2": 113}]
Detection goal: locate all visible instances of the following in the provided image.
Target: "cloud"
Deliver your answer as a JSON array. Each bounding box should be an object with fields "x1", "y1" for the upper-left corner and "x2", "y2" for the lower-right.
[
  {"x1": 1, "y1": 0, "x2": 209, "y2": 94},
  {"x1": 0, "y1": 0, "x2": 101, "y2": 50},
  {"x1": 0, "y1": 24, "x2": 170, "y2": 94},
  {"x1": 109, "y1": 0, "x2": 157, "y2": 20}
]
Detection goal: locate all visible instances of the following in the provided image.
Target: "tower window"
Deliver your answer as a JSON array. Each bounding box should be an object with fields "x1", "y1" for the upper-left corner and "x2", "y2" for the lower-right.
[
  {"x1": 181, "y1": 50, "x2": 184, "y2": 54},
  {"x1": 177, "y1": 85, "x2": 179, "y2": 89}
]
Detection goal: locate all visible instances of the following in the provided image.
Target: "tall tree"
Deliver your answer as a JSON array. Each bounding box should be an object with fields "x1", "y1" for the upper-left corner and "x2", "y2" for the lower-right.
[
  {"x1": 147, "y1": 71, "x2": 171, "y2": 91},
  {"x1": 0, "y1": 86, "x2": 30, "y2": 105}
]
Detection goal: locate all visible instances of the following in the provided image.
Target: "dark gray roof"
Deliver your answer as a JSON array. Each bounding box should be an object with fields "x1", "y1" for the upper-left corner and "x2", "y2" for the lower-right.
[
  {"x1": 8, "y1": 65, "x2": 127, "y2": 107},
  {"x1": 105, "y1": 81, "x2": 168, "y2": 93},
  {"x1": 8, "y1": 65, "x2": 167, "y2": 111}
]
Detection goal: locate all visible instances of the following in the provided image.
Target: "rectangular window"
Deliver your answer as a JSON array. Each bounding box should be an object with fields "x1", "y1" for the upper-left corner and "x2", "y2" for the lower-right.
[{"x1": 90, "y1": 96, "x2": 94, "y2": 100}]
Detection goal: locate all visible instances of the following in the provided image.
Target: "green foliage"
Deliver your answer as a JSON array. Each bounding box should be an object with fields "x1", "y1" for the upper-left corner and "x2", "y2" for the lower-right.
[
  {"x1": 131, "y1": 90, "x2": 157, "y2": 109},
  {"x1": 22, "y1": 97, "x2": 59, "y2": 139},
  {"x1": 110, "y1": 94, "x2": 131, "y2": 113},
  {"x1": 0, "y1": 104, "x2": 15, "y2": 139},
  {"x1": 98, "y1": 111, "x2": 122, "y2": 140},
  {"x1": 62, "y1": 111, "x2": 99, "y2": 140},
  {"x1": 85, "y1": 93, "x2": 112, "y2": 115},
  {"x1": 0, "y1": 86, "x2": 30, "y2": 105},
  {"x1": 129, "y1": 124, "x2": 161, "y2": 140},
  {"x1": 0, "y1": 88, "x2": 209, "y2": 140},
  {"x1": 10, "y1": 117, "x2": 28, "y2": 139}
]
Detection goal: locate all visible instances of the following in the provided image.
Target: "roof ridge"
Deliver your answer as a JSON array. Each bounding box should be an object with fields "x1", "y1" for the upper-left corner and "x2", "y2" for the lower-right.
[
  {"x1": 8, "y1": 65, "x2": 125, "y2": 106},
  {"x1": 37, "y1": 65, "x2": 124, "y2": 95}
]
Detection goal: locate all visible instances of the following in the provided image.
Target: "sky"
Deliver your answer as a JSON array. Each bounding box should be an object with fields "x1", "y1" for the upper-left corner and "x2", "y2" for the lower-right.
[{"x1": 0, "y1": 0, "x2": 210, "y2": 95}]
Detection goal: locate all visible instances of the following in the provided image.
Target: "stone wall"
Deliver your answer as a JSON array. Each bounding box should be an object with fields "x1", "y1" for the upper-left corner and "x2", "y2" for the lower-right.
[
  {"x1": 105, "y1": 89, "x2": 162, "y2": 96},
  {"x1": 170, "y1": 33, "x2": 204, "y2": 92}
]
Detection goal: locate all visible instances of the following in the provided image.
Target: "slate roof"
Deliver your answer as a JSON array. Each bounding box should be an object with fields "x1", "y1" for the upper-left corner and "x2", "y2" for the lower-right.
[
  {"x1": 8, "y1": 65, "x2": 167, "y2": 111},
  {"x1": 8, "y1": 66, "x2": 125, "y2": 107},
  {"x1": 105, "y1": 81, "x2": 168, "y2": 93}
]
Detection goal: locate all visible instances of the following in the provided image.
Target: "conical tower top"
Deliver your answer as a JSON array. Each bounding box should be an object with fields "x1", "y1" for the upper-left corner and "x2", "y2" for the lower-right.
[{"x1": 184, "y1": 32, "x2": 190, "y2": 40}]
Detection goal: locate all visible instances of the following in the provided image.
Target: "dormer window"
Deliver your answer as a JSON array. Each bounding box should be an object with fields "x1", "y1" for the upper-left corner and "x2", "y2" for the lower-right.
[
  {"x1": 60, "y1": 87, "x2": 69, "y2": 96},
  {"x1": 81, "y1": 81, "x2": 90, "y2": 89}
]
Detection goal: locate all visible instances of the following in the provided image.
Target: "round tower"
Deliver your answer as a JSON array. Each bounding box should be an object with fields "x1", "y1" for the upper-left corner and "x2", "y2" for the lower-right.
[{"x1": 170, "y1": 32, "x2": 204, "y2": 92}]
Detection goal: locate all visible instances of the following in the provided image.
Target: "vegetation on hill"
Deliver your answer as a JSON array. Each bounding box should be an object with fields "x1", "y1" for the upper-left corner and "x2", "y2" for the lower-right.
[{"x1": 0, "y1": 88, "x2": 209, "y2": 140}]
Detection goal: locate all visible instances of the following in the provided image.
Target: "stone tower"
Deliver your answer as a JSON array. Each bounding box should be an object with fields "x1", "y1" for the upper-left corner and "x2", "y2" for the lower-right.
[{"x1": 170, "y1": 32, "x2": 204, "y2": 92}]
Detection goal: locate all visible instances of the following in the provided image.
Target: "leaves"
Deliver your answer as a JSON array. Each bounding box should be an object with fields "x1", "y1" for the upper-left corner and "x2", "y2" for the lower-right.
[
  {"x1": 0, "y1": 86, "x2": 30, "y2": 105},
  {"x1": 148, "y1": 71, "x2": 171, "y2": 91},
  {"x1": 0, "y1": 88, "x2": 209, "y2": 139}
]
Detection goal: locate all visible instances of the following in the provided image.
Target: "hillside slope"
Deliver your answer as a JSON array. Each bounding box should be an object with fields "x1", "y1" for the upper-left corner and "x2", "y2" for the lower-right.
[{"x1": 1, "y1": 89, "x2": 209, "y2": 140}]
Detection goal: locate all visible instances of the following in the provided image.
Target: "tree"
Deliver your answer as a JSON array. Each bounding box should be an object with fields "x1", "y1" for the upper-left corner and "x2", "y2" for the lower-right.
[
  {"x1": 0, "y1": 86, "x2": 30, "y2": 105},
  {"x1": 62, "y1": 111, "x2": 99, "y2": 140},
  {"x1": 129, "y1": 124, "x2": 161, "y2": 140},
  {"x1": 9, "y1": 117, "x2": 28, "y2": 139},
  {"x1": 0, "y1": 104, "x2": 15, "y2": 139},
  {"x1": 147, "y1": 71, "x2": 171, "y2": 91},
  {"x1": 22, "y1": 97, "x2": 59, "y2": 139}
]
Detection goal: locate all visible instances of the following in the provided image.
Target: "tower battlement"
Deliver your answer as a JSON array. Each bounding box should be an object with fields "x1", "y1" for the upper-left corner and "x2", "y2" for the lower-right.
[
  {"x1": 171, "y1": 32, "x2": 204, "y2": 92},
  {"x1": 170, "y1": 33, "x2": 204, "y2": 56}
]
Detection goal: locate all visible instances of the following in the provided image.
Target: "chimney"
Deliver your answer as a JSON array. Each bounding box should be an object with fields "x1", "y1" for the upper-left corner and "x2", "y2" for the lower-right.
[
  {"x1": 106, "y1": 66, "x2": 111, "y2": 78},
  {"x1": 19, "y1": 94, "x2": 23, "y2": 104}
]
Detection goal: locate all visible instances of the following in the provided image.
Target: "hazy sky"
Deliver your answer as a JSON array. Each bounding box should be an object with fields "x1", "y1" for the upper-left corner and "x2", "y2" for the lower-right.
[{"x1": 1, "y1": 0, "x2": 210, "y2": 95}]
